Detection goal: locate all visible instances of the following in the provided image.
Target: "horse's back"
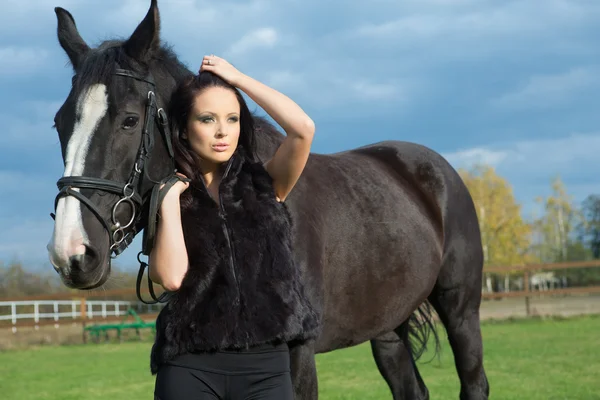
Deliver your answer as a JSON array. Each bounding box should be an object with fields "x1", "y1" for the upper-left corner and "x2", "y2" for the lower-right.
[
  {"x1": 287, "y1": 141, "x2": 471, "y2": 347},
  {"x1": 344, "y1": 140, "x2": 484, "y2": 291},
  {"x1": 255, "y1": 126, "x2": 480, "y2": 260},
  {"x1": 345, "y1": 140, "x2": 479, "y2": 251}
]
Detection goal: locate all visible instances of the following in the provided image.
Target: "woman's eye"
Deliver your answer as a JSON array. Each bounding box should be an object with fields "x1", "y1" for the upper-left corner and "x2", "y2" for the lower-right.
[
  {"x1": 122, "y1": 116, "x2": 139, "y2": 129},
  {"x1": 229, "y1": 117, "x2": 239, "y2": 123},
  {"x1": 200, "y1": 117, "x2": 214, "y2": 123}
]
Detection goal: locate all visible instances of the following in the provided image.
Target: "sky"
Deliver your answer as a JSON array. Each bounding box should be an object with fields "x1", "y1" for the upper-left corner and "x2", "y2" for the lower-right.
[{"x1": 1, "y1": 0, "x2": 599, "y2": 272}]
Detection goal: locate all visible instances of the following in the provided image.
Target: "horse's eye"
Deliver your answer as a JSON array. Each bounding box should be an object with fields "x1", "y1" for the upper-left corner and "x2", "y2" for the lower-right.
[{"x1": 122, "y1": 116, "x2": 139, "y2": 129}]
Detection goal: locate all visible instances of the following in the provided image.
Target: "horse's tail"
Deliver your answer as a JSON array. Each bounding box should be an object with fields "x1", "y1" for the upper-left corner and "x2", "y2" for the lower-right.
[{"x1": 402, "y1": 301, "x2": 441, "y2": 362}]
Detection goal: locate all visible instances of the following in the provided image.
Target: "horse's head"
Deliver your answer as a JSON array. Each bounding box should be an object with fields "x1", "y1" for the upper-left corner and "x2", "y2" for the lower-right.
[{"x1": 47, "y1": 0, "x2": 187, "y2": 289}]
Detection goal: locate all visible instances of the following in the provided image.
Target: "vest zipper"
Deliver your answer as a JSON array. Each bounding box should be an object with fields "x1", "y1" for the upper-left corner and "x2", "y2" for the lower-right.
[
  {"x1": 199, "y1": 158, "x2": 241, "y2": 307},
  {"x1": 219, "y1": 193, "x2": 241, "y2": 307},
  {"x1": 218, "y1": 160, "x2": 241, "y2": 306}
]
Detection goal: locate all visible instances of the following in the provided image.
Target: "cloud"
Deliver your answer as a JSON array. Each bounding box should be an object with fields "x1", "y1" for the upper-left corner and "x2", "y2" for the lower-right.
[
  {"x1": 491, "y1": 67, "x2": 600, "y2": 110},
  {"x1": 258, "y1": 68, "x2": 408, "y2": 111},
  {"x1": 86, "y1": 1, "x2": 413, "y2": 109},
  {"x1": 443, "y1": 132, "x2": 600, "y2": 216},
  {"x1": 443, "y1": 132, "x2": 600, "y2": 197},
  {"x1": 348, "y1": 81, "x2": 400, "y2": 100},
  {"x1": 0, "y1": 100, "x2": 62, "y2": 150},
  {"x1": 443, "y1": 148, "x2": 508, "y2": 168},
  {"x1": 0, "y1": 47, "x2": 50, "y2": 76},
  {"x1": 23, "y1": 100, "x2": 64, "y2": 118},
  {"x1": 356, "y1": 1, "x2": 595, "y2": 40},
  {"x1": 0, "y1": 118, "x2": 59, "y2": 150},
  {"x1": 99, "y1": 0, "x2": 270, "y2": 44},
  {"x1": 0, "y1": 1, "x2": 80, "y2": 41},
  {"x1": 0, "y1": 0, "x2": 76, "y2": 12},
  {"x1": 444, "y1": 132, "x2": 600, "y2": 173},
  {"x1": 226, "y1": 28, "x2": 278, "y2": 56},
  {"x1": 14, "y1": 0, "x2": 594, "y2": 116},
  {"x1": 0, "y1": 170, "x2": 50, "y2": 191},
  {"x1": 0, "y1": 217, "x2": 55, "y2": 268},
  {"x1": 264, "y1": 70, "x2": 303, "y2": 90},
  {"x1": 0, "y1": 170, "x2": 57, "y2": 200},
  {"x1": 334, "y1": 0, "x2": 600, "y2": 68}
]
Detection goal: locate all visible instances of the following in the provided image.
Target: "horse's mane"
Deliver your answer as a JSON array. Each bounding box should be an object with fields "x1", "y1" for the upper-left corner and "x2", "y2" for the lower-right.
[{"x1": 73, "y1": 40, "x2": 190, "y2": 95}]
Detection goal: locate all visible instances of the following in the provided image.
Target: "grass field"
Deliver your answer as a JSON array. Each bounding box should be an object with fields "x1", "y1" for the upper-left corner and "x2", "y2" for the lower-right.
[{"x1": 1, "y1": 315, "x2": 599, "y2": 399}]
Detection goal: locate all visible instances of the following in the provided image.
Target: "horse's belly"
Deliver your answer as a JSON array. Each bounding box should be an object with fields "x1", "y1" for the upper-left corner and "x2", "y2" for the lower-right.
[{"x1": 315, "y1": 189, "x2": 443, "y2": 351}]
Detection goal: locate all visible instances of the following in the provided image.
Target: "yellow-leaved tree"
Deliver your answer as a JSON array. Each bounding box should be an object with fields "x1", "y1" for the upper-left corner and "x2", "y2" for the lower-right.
[
  {"x1": 532, "y1": 176, "x2": 581, "y2": 263},
  {"x1": 459, "y1": 164, "x2": 533, "y2": 291}
]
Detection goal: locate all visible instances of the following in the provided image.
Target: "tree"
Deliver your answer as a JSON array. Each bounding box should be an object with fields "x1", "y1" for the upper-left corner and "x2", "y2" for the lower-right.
[
  {"x1": 0, "y1": 260, "x2": 64, "y2": 298},
  {"x1": 580, "y1": 194, "x2": 600, "y2": 258},
  {"x1": 0, "y1": 259, "x2": 142, "y2": 300},
  {"x1": 532, "y1": 177, "x2": 581, "y2": 263},
  {"x1": 459, "y1": 164, "x2": 533, "y2": 291}
]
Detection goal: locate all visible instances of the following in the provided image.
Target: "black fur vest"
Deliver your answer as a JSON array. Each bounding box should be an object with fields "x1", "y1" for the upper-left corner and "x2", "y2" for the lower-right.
[{"x1": 150, "y1": 149, "x2": 320, "y2": 374}]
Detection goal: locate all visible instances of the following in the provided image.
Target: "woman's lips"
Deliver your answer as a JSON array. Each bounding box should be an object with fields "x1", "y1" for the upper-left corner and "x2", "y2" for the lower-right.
[{"x1": 212, "y1": 143, "x2": 229, "y2": 152}]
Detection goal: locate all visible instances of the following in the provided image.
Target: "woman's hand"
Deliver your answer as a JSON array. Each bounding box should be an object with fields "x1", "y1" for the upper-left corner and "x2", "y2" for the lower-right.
[
  {"x1": 199, "y1": 55, "x2": 244, "y2": 87},
  {"x1": 161, "y1": 172, "x2": 190, "y2": 198}
]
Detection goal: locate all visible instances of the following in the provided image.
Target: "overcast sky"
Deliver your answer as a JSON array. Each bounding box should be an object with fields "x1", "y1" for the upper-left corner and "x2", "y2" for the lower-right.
[{"x1": 1, "y1": 0, "x2": 599, "y2": 271}]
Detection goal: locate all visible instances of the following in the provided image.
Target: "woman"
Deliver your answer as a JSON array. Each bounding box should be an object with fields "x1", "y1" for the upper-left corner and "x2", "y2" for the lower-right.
[{"x1": 149, "y1": 54, "x2": 320, "y2": 400}]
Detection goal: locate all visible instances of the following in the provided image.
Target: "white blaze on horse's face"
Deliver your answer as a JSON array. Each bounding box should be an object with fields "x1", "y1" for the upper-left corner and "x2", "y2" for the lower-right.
[{"x1": 48, "y1": 84, "x2": 109, "y2": 270}]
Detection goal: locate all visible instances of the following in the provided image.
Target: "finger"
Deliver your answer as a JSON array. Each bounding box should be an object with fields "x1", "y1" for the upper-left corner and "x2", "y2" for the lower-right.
[{"x1": 176, "y1": 176, "x2": 190, "y2": 184}]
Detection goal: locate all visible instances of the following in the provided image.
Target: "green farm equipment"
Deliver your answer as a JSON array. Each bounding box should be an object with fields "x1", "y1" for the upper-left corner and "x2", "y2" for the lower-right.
[{"x1": 83, "y1": 308, "x2": 156, "y2": 343}]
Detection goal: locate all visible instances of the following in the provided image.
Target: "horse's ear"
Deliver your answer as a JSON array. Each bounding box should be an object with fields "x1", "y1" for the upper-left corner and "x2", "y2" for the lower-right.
[
  {"x1": 124, "y1": 0, "x2": 160, "y2": 62},
  {"x1": 55, "y1": 7, "x2": 90, "y2": 69}
]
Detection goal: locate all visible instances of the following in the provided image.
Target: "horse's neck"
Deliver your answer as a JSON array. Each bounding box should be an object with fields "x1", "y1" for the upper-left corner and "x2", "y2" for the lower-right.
[{"x1": 253, "y1": 116, "x2": 285, "y2": 162}]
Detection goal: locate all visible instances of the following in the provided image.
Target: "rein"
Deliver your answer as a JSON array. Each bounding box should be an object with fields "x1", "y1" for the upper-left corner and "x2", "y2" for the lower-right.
[{"x1": 50, "y1": 68, "x2": 188, "y2": 305}]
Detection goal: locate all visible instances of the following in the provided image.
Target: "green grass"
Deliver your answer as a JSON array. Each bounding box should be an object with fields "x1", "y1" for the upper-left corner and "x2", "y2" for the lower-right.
[{"x1": 1, "y1": 316, "x2": 599, "y2": 399}]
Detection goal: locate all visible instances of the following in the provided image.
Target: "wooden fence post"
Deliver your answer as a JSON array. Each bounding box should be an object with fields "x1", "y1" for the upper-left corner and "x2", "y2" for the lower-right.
[
  {"x1": 524, "y1": 271, "x2": 531, "y2": 316},
  {"x1": 80, "y1": 297, "x2": 87, "y2": 344}
]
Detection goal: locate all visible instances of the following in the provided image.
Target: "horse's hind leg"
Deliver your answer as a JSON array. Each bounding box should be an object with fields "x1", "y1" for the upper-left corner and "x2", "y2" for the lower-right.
[
  {"x1": 428, "y1": 250, "x2": 490, "y2": 399},
  {"x1": 371, "y1": 326, "x2": 429, "y2": 400},
  {"x1": 289, "y1": 341, "x2": 318, "y2": 399}
]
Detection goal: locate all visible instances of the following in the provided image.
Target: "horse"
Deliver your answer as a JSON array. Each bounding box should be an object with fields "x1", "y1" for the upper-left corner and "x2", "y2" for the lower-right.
[{"x1": 46, "y1": 1, "x2": 489, "y2": 398}]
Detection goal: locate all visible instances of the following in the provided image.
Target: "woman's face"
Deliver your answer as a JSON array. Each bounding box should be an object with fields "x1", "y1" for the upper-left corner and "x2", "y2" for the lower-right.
[{"x1": 185, "y1": 86, "x2": 241, "y2": 168}]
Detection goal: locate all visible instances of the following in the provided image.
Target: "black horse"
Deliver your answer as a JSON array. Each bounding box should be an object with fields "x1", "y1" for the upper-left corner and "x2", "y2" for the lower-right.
[{"x1": 47, "y1": 1, "x2": 489, "y2": 399}]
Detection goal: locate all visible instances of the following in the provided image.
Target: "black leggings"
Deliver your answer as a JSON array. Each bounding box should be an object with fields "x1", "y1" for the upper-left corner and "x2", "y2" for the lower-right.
[{"x1": 154, "y1": 343, "x2": 293, "y2": 400}]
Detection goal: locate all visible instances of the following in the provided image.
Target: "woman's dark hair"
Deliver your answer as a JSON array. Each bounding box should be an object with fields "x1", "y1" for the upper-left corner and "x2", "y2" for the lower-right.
[{"x1": 168, "y1": 71, "x2": 256, "y2": 183}]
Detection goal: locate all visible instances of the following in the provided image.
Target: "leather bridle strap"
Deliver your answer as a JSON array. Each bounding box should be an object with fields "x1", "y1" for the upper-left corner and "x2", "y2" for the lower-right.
[
  {"x1": 136, "y1": 173, "x2": 189, "y2": 305},
  {"x1": 114, "y1": 68, "x2": 155, "y2": 85},
  {"x1": 142, "y1": 174, "x2": 189, "y2": 255},
  {"x1": 136, "y1": 252, "x2": 170, "y2": 305},
  {"x1": 55, "y1": 176, "x2": 143, "y2": 203},
  {"x1": 55, "y1": 176, "x2": 143, "y2": 208}
]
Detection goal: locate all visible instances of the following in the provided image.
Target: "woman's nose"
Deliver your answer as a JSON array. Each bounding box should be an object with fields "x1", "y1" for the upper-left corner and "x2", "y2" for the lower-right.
[{"x1": 216, "y1": 125, "x2": 228, "y2": 137}]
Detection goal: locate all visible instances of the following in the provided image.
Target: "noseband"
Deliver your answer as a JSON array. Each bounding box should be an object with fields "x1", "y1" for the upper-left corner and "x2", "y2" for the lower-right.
[{"x1": 51, "y1": 68, "x2": 187, "y2": 304}]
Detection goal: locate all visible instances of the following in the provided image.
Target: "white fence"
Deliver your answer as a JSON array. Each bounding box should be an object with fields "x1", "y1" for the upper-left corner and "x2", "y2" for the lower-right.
[{"x1": 0, "y1": 299, "x2": 163, "y2": 331}]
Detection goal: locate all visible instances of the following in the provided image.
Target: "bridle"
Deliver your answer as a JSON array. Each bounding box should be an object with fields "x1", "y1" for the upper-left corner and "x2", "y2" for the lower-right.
[{"x1": 50, "y1": 68, "x2": 187, "y2": 304}]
